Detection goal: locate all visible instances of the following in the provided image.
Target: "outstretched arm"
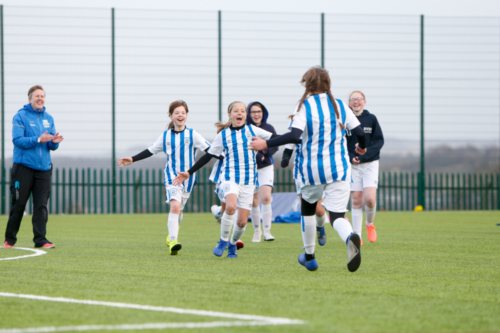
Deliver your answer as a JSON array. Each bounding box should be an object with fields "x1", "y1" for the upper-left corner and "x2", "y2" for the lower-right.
[{"x1": 117, "y1": 149, "x2": 153, "y2": 168}]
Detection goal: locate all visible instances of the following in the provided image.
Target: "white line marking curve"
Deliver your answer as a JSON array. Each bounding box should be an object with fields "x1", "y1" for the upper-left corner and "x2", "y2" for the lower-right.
[
  {"x1": 0, "y1": 248, "x2": 47, "y2": 261},
  {"x1": 0, "y1": 293, "x2": 305, "y2": 332}
]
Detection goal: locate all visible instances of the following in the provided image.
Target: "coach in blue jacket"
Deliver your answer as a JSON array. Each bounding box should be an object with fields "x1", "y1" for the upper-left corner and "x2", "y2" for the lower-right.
[{"x1": 3, "y1": 85, "x2": 63, "y2": 249}]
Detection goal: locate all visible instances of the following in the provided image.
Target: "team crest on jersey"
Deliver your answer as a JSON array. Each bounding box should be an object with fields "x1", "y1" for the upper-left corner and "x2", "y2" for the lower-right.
[
  {"x1": 184, "y1": 138, "x2": 190, "y2": 144},
  {"x1": 245, "y1": 131, "x2": 252, "y2": 139},
  {"x1": 169, "y1": 188, "x2": 178, "y2": 197},
  {"x1": 43, "y1": 119, "x2": 50, "y2": 128}
]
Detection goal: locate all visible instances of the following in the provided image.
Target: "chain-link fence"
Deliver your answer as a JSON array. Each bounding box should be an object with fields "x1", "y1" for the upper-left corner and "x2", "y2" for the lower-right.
[{"x1": 0, "y1": 6, "x2": 499, "y2": 213}]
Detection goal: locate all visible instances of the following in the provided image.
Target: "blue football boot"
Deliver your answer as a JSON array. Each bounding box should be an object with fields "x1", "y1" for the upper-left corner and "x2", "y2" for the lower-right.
[
  {"x1": 298, "y1": 253, "x2": 318, "y2": 271},
  {"x1": 213, "y1": 238, "x2": 228, "y2": 257}
]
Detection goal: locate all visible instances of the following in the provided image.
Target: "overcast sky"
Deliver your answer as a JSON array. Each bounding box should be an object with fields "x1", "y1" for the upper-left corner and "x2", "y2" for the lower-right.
[{"x1": 3, "y1": 0, "x2": 500, "y2": 17}]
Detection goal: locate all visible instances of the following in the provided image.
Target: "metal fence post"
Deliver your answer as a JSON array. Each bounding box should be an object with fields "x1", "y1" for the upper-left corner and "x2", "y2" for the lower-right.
[
  {"x1": 111, "y1": 8, "x2": 117, "y2": 214},
  {"x1": 0, "y1": 5, "x2": 4, "y2": 215},
  {"x1": 418, "y1": 14, "x2": 426, "y2": 209},
  {"x1": 321, "y1": 13, "x2": 324, "y2": 68},
  {"x1": 218, "y1": 10, "x2": 222, "y2": 122}
]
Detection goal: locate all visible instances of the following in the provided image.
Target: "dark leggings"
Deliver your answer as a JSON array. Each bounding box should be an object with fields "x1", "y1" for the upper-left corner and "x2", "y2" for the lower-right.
[{"x1": 301, "y1": 198, "x2": 345, "y2": 226}]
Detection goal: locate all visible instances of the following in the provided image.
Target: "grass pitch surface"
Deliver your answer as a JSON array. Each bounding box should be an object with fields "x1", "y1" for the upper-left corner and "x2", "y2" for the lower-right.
[{"x1": 0, "y1": 211, "x2": 499, "y2": 333}]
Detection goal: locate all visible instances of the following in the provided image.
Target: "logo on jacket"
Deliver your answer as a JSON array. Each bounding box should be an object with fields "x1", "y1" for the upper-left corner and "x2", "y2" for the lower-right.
[
  {"x1": 364, "y1": 127, "x2": 372, "y2": 134},
  {"x1": 30, "y1": 121, "x2": 36, "y2": 127},
  {"x1": 43, "y1": 119, "x2": 50, "y2": 128}
]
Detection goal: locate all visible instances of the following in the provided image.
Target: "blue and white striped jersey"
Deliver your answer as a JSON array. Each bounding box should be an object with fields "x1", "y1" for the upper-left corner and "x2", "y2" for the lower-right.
[
  {"x1": 284, "y1": 143, "x2": 302, "y2": 181},
  {"x1": 291, "y1": 93, "x2": 360, "y2": 186},
  {"x1": 149, "y1": 127, "x2": 210, "y2": 193},
  {"x1": 208, "y1": 125, "x2": 272, "y2": 186},
  {"x1": 209, "y1": 159, "x2": 223, "y2": 184}
]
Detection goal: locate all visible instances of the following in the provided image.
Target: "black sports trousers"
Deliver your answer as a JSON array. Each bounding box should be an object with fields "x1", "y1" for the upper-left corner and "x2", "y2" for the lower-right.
[{"x1": 4, "y1": 163, "x2": 52, "y2": 247}]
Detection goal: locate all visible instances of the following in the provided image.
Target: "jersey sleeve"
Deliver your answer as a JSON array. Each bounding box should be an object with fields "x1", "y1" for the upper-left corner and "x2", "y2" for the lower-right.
[
  {"x1": 148, "y1": 133, "x2": 164, "y2": 155},
  {"x1": 252, "y1": 125, "x2": 273, "y2": 140},
  {"x1": 207, "y1": 133, "x2": 224, "y2": 157},
  {"x1": 193, "y1": 130, "x2": 210, "y2": 151},
  {"x1": 290, "y1": 105, "x2": 307, "y2": 131},
  {"x1": 342, "y1": 100, "x2": 361, "y2": 130}
]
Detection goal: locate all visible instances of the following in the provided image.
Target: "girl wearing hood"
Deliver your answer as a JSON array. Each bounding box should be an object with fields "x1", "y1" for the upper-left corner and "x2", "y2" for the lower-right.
[{"x1": 247, "y1": 101, "x2": 279, "y2": 242}]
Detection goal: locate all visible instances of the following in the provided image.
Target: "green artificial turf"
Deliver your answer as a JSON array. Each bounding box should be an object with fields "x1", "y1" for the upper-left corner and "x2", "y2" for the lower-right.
[{"x1": 0, "y1": 211, "x2": 499, "y2": 333}]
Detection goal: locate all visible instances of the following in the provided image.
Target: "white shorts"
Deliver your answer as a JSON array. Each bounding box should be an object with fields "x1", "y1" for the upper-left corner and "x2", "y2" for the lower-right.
[
  {"x1": 301, "y1": 181, "x2": 350, "y2": 213},
  {"x1": 295, "y1": 178, "x2": 304, "y2": 196},
  {"x1": 165, "y1": 185, "x2": 191, "y2": 210},
  {"x1": 219, "y1": 181, "x2": 255, "y2": 211},
  {"x1": 351, "y1": 160, "x2": 379, "y2": 192},
  {"x1": 214, "y1": 183, "x2": 226, "y2": 204},
  {"x1": 254, "y1": 165, "x2": 274, "y2": 194}
]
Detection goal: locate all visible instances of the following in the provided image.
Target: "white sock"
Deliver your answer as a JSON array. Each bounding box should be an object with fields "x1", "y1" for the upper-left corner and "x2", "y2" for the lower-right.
[
  {"x1": 251, "y1": 206, "x2": 261, "y2": 231},
  {"x1": 333, "y1": 218, "x2": 353, "y2": 243},
  {"x1": 315, "y1": 212, "x2": 327, "y2": 228},
  {"x1": 301, "y1": 215, "x2": 316, "y2": 255},
  {"x1": 167, "y1": 213, "x2": 180, "y2": 241},
  {"x1": 366, "y1": 205, "x2": 377, "y2": 226},
  {"x1": 262, "y1": 204, "x2": 272, "y2": 232},
  {"x1": 351, "y1": 207, "x2": 363, "y2": 237},
  {"x1": 230, "y1": 224, "x2": 246, "y2": 245},
  {"x1": 220, "y1": 212, "x2": 234, "y2": 242}
]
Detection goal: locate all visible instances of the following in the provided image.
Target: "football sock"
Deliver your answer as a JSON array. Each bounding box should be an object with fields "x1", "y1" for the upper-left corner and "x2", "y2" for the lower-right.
[
  {"x1": 262, "y1": 204, "x2": 272, "y2": 233},
  {"x1": 316, "y1": 211, "x2": 327, "y2": 228},
  {"x1": 230, "y1": 224, "x2": 246, "y2": 245},
  {"x1": 167, "y1": 213, "x2": 180, "y2": 241},
  {"x1": 351, "y1": 207, "x2": 363, "y2": 237},
  {"x1": 333, "y1": 218, "x2": 354, "y2": 243},
  {"x1": 251, "y1": 206, "x2": 261, "y2": 231},
  {"x1": 301, "y1": 215, "x2": 316, "y2": 255},
  {"x1": 366, "y1": 205, "x2": 377, "y2": 226},
  {"x1": 220, "y1": 212, "x2": 234, "y2": 242}
]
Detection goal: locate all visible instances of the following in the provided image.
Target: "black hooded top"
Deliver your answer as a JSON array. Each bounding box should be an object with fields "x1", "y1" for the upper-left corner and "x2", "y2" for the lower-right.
[
  {"x1": 346, "y1": 109, "x2": 384, "y2": 164},
  {"x1": 246, "y1": 101, "x2": 278, "y2": 169}
]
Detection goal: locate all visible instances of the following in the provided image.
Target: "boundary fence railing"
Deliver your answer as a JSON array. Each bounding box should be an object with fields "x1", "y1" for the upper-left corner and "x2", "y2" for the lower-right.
[{"x1": 0, "y1": 168, "x2": 498, "y2": 214}]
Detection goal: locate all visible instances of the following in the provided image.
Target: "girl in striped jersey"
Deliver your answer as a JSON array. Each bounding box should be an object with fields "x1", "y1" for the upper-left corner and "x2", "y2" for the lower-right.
[
  {"x1": 281, "y1": 143, "x2": 329, "y2": 246},
  {"x1": 117, "y1": 100, "x2": 210, "y2": 256},
  {"x1": 250, "y1": 66, "x2": 367, "y2": 272},
  {"x1": 173, "y1": 101, "x2": 272, "y2": 259}
]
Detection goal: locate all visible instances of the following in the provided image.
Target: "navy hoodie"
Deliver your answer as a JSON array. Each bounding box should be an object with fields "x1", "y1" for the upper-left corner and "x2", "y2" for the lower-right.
[
  {"x1": 246, "y1": 101, "x2": 278, "y2": 169},
  {"x1": 346, "y1": 110, "x2": 384, "y2": 163}
]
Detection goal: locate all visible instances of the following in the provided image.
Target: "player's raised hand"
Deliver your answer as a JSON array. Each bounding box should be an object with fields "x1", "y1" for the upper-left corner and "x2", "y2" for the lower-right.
[
  {"x1": 117, "y1": 157, "x2": 133, "y2": 168},
  {"x1": 249, "y1": 137, "x2": 267, "y2": 151},
  {"x1": 52, "y1": 132, "x2": 64, "y2": 143},
  {"x1": 355, "y1": 143, "x2": 367, "y2": 155},
  {"x1": 173, "y1": 171, "x2": 190, "y2": 186}
]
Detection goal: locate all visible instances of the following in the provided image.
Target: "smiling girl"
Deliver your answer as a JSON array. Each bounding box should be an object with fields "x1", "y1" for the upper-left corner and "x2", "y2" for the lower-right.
[
  {"x1": 117, "y1": 100, "x2": 210, "y2": 256},
  {"x1": 172, "y1": 101, "x2": 273, "y2": 259}
]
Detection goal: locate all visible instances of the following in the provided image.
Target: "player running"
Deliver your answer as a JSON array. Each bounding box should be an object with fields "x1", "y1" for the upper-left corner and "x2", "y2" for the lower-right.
[
  {"x1": 246, "y1": 101, "x2": 278, "y2": 242},
  {"x1": 249, "y1": 66, "x2": 367, "y2": 272},
  {"x1": 117, "y1": 100, "x2": 210, "y2": 256},
  {"x1": 172, "y1": 101, "x2": 273, "y2": 259},
  {"x1": 347, "y1": 91, "x2": 384, "y2": 244}
]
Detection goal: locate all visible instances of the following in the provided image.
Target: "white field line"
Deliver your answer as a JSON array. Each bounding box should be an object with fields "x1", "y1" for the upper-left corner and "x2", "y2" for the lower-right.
[
  {"x1": 0, "y1": 293, "x2": 305, "y2": 332},
  {"x1": 0, "y1": 248, "x2": 47, "y2": 261}
]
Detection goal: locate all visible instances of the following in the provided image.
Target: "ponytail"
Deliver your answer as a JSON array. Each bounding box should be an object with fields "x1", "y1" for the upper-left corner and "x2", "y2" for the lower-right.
[
  {"x1": 327, "y1": 90, "x2": 344, "y2": 130},
  {"x1": 215, "y1": 120, "x2": 232, "y2": 133},
  {"x1": 167, "y1": 121, "x2": 174, "y2": 130}
]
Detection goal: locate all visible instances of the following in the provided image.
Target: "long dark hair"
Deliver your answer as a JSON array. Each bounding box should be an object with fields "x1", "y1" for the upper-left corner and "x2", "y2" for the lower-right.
[
  {"x1": 291, "y1": 66, "x2": 343, "y2": 129},
  {"x1": 167, "y1": 100, "x2": 189, "y2": 129}
]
